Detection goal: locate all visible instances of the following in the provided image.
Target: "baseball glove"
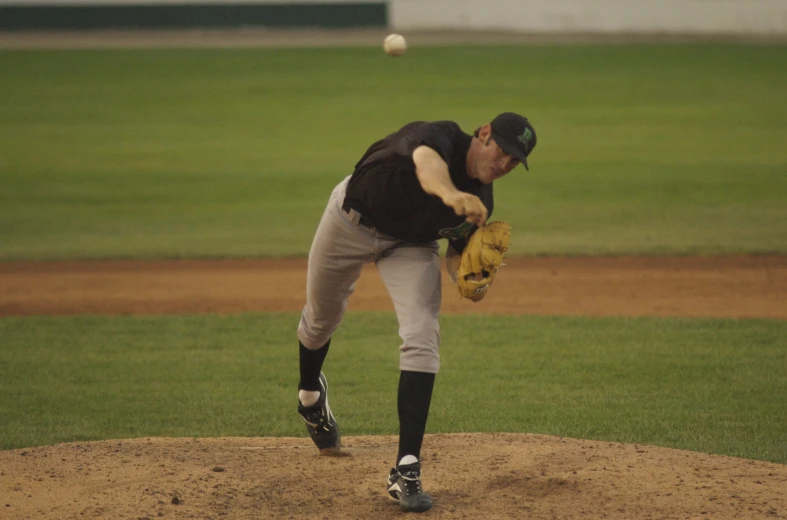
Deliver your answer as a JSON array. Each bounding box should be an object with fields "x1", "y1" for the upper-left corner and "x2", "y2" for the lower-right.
[{"x1": 455, "y1": 221, "x2": 511, "y2": 301}]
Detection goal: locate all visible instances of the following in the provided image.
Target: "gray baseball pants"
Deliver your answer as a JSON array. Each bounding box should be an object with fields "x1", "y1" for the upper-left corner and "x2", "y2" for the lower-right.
[{"x1": 297, "y1": 176, "x2": 442, "y2": 374}]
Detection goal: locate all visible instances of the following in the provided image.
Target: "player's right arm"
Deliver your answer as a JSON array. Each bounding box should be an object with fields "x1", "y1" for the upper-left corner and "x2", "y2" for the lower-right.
[{"x1": 412, "y1": 145, "x2": 488, "y2": 226}]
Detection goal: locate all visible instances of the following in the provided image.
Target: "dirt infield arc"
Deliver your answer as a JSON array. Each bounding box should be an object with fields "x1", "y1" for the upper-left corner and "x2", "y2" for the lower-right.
[
  {"x1": 1, "y1": 255, "x2": 786, "y2": 520},
  {"x1": 1, "y1": 255, "x2": 786, "y2": 318}
]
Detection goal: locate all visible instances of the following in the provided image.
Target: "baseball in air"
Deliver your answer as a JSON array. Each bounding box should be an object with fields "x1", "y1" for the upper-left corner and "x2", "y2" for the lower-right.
[{"x1": 383, "y1": 33, "x2": 407, "y2": 56}]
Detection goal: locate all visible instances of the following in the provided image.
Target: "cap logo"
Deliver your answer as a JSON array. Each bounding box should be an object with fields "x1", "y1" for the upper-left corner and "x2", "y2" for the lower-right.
[{"x1": 517, "y1": 128, "x2": 534, "y2": 152}]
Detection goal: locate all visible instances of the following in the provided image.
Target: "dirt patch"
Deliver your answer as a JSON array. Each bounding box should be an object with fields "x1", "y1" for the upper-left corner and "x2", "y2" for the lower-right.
[
  {"x1": 1, "y1": 255, "x2": 785, "y2": 318},
  {"x1": 1, "y1": 434, "x2": 786, "y2": 520},
  {"x1": 1, "y1": 255, "x2": 786, "y2": 519}
]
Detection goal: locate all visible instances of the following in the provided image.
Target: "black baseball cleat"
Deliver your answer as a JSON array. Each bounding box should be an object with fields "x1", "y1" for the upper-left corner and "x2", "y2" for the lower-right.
[
  {"x1": 297, "y1": 372, "x2": 341, "y2": 455},
  {"x1": 387, "y1": 461, "x2": 433, "y2": 513}
]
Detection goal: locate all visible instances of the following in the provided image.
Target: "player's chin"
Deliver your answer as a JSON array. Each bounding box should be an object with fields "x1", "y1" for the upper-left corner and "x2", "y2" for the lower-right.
[
  {"x1": 474, "y1": 171, "x2": 490, "y2": 184},
  {"x1": 482, "y1": 170, "x2": 500, "y2": 184}
]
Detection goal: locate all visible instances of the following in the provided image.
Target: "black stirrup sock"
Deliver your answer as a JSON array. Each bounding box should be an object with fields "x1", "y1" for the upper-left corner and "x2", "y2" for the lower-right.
[
  {"x1": 397, "y1": 370, "x2": 436, "y2": 464},
  {"x1": 298, "y1": 339, "x2": 331, "y2": 392}
]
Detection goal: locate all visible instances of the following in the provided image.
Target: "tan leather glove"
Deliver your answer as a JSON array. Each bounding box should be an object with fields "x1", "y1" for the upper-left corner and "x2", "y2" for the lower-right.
[{"x1": 455, "y1": 221, "x2": 511, "y2": 301}]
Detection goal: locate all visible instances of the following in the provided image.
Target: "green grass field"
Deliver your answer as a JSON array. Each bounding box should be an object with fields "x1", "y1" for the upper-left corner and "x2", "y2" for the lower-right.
[
  {"x1": 1, "y1": 313, "x2": 785, "y2": 463},
  {"x1": 1, "y1": 44, "x2": 785, "y2": 464},
  {"x1": 1, "y1": 44, "x2": 786, "y2": 258}
]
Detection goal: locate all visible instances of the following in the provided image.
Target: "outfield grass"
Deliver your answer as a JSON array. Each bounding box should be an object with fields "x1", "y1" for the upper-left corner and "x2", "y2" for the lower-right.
[
  {"x1": 1, "y1": 44, "x2": 786, "y2": 258},
  {"x1": 1, "y1": 313, "x2": 785, "y2": 463}
]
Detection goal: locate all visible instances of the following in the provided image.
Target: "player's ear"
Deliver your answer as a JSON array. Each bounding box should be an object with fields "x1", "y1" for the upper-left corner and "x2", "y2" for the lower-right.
[{"x1": 478, "y1": 124, "x2": 493, "y2": 145}]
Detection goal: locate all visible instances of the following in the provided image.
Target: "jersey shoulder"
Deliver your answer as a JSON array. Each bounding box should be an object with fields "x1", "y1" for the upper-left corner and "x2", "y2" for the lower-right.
[{"x1": 409, "y1": 120, "x2": 468, "y2": 161}]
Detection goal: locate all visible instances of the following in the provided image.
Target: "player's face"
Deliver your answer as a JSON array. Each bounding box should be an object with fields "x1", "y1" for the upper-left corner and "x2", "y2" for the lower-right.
[{"x1": 474, "y1": 137, "x2": 520, "y2": 184}]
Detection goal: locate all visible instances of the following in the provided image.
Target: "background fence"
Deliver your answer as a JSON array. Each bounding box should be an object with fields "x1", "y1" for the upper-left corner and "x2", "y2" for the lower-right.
[{"x1": 1, "y1": 0, "x2": 786, "y2": 34}]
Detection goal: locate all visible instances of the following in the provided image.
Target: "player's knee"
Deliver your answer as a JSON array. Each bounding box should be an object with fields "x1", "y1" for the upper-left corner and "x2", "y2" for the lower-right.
[
  {"x1": 298, "y1": 320, "x2": 338, "y2": 350},
  {"x1": 298, "y1": 304, "x2": 348, "y2": 349},
  {"x1": 398, "y1": 320, "x2": 441, "y2": 372}
]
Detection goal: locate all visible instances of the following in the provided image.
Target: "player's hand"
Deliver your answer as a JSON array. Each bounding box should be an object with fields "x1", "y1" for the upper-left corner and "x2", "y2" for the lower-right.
[{"x1": 445, "y1": 192, "x2": 488, "y2": 226}]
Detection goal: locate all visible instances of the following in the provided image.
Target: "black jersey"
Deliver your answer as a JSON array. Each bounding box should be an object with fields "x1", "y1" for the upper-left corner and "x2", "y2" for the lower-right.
[{"x1": 344, "y1": 120, "x2": 493, "y2": 244}]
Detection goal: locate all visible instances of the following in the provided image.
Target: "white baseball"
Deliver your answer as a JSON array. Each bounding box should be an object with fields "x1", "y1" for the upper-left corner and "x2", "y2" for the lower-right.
[{"x1": 383, "y1": 33, "x2": 407, "y2": 57}]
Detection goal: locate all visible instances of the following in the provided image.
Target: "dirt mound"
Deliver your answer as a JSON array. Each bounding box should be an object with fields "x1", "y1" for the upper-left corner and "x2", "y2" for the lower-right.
[{"x1": 1, "y1": 434, "x2": 785, "y2": 519}]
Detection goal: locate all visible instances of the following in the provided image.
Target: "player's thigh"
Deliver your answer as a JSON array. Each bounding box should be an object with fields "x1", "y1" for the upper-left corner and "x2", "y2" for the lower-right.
[
  {"x1": 306, "y1": 205, "x2": 375, "y2": 302},
  {"x1": 376, "y1": 243, "x2": 441, "y2": 315}
]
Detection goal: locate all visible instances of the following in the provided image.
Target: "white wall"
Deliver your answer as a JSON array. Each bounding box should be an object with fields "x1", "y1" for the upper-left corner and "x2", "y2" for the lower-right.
[{"x1": 390, "y1": 0, "x2": 787, "y2": 35}]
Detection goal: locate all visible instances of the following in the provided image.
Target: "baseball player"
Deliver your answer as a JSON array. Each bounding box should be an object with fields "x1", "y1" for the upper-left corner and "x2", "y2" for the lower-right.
[{"x1": 296, "y1": 112, "x2": 537, "y2": 513}]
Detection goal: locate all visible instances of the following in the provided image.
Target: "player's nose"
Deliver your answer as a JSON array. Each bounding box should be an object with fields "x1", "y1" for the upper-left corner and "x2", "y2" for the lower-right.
[{"x1": 499, "y1": 156, "x2": 517, "y2": 173}]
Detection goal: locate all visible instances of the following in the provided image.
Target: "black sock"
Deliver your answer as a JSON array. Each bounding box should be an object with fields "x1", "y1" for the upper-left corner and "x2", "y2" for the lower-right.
[
  {"x1": 298, "y1": 339, "x2": 330, "y2": 392},
  {"x1": 397, "y1": 370, "x2": 435, "y2": 464}
]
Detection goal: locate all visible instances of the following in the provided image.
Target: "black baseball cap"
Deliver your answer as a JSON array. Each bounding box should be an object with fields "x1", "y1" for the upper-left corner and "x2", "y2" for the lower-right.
[{"x1": 490, "y1": 112, "x2": 537, "y2": 170}]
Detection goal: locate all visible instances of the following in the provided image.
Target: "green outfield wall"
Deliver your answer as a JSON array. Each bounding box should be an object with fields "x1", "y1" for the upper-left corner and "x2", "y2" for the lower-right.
[{"x1": 0, "y1": 1, "x2": 387, "y2": 30}]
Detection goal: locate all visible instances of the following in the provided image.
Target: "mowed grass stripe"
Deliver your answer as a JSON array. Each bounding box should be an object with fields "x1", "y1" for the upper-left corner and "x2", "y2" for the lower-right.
[
  {"x1": 1, "y1": 44, "x2": 785, "y2": 258},
  {"x1": 1, "y1": 312, "x2": 785, "y2": 464}
]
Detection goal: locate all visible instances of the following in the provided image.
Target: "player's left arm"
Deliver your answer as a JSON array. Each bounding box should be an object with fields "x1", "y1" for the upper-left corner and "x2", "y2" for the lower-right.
[
  {"x1": 447, "y1": 221, "x2": 512, "y2": 303},
  {"x1": 445, "y1": 241, "x2": 462, "y2": 285},
  {"x1": 446, "y1": 237, "x2": 487, "y2": 303}
]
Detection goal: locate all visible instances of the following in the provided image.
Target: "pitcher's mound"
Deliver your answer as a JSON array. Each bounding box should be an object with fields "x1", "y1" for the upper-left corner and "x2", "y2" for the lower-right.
[{"x1": 2, "y1": 433, "x2": 785, "y2": 519}]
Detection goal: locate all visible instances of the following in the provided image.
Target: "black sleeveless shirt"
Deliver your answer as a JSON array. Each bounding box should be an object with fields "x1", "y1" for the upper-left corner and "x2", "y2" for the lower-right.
[{"x1": 344, "y1": 120, "x2": 493, "y2": 244}]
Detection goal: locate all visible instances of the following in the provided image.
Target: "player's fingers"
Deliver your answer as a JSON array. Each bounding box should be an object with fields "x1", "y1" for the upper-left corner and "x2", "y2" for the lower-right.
[
  {"x1": 450, "y1": 197, "x2": 468, "y2": 216},
  {"x1": 469, "y1": 205, "x2": 488, "y2": 225},
  {"x1": 465, "y1": 213, "x2": 486, "y2": 226},
  {"x1": 454, "y1": 195, "x2": 487, "y2": 224}
]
